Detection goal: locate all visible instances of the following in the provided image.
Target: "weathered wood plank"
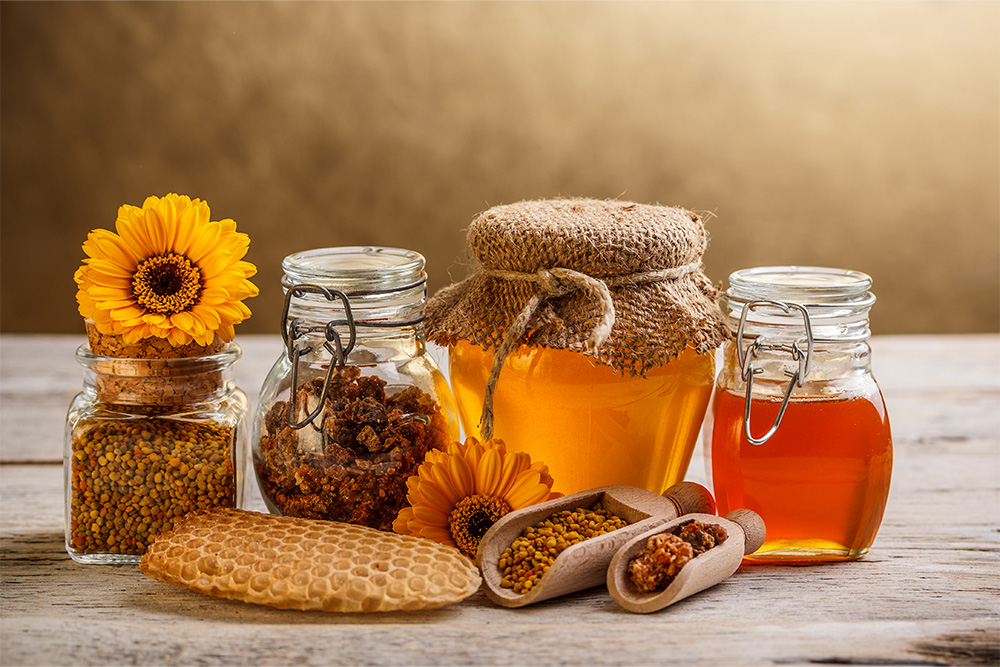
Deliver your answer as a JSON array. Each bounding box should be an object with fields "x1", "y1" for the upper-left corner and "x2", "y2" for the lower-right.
[{"x1": 2, "y1": 616, "x2": 997, "y2": 666}]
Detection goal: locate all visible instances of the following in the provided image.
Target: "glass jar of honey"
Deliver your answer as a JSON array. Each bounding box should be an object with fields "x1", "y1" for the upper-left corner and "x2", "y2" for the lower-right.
[
  {"x1": 251, "y1": 247, "x2": 459, "y2": 531},
  {"x1": 709, "y1": 266, "x2": 892, "y2": 562},
  {"x1": 427, "y1": 199, "x2": 729, "y2": 496}
]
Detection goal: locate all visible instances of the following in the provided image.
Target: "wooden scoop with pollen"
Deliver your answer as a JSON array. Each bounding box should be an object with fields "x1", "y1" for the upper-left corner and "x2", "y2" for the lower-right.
[
  {"x1": 476, "y1": 482, "x2": 715, "y2": 608},
  {"x1": 607, "y1": 509, "x2": 766, "y2": 614},
  {"x1": 140, "y1": 508, "x2": 481, "y2": 612}
]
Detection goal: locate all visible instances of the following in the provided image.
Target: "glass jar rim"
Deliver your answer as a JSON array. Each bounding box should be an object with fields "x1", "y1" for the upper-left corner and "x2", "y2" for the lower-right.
[
  {"x1": 281, "y1": 247, "x2": 425, "y2": 294},
  {"x1": 726, "y1": 266, "x2": 874, "y2": 305},
  {"x1": 723, "y1": 265, "x2": 875, "y2": 341},
  {"x1": 75, "y1": 341, "x2": 241, "y2": 376}
]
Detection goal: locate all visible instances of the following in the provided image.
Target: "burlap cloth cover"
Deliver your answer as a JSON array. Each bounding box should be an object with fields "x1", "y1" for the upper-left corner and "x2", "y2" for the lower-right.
[{"x1": 426, "y1": 198, "x2": 729, "y2": 438}]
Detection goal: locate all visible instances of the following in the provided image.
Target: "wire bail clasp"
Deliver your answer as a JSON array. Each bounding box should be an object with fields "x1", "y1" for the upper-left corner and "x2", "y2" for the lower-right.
[
  {"x1": 736, "y1": 299, "x2": 814, "y2": 445},
  {"x1": 281, "y1": 284, "x2": 357, "y2": 430}
]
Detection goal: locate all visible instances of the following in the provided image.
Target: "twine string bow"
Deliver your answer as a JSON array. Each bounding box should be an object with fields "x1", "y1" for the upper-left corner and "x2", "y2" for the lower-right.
[{"x1": 477, "y1": 262, "x2": 701, "y2": 439}]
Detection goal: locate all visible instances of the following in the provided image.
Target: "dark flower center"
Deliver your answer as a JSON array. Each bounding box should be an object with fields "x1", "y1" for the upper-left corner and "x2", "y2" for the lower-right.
[
  {"x1": 448, "y1": 494, "x2": 512, "y2": 559},
  {"x1": 131, "y1": 252, "x2": 203, "y2": 314}
]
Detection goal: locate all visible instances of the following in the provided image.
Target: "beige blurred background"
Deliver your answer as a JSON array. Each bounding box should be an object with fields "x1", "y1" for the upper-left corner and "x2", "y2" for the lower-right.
[{"x1": 2, "y1": 1, "x2": 997, "y2": 336}]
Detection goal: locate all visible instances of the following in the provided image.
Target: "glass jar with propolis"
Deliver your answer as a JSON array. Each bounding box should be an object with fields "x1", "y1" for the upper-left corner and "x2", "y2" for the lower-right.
[
  {"x1": 427, "y1": 199, "x2": 729, "y2": 496},
  {"x1": 252, "y1": 247, "x2": 459, "y2": 531},
  {"x1": 709, "y1": 266, "x2": 893, "y2": 562},
  {"x1": 65, "y1": 327, "x2": 248, "y2": 564}
]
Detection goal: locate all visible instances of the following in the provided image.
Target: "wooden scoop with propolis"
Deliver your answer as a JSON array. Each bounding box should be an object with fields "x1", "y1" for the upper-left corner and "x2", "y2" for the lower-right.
[
  {"x1": 475, "y1": 482, "x2": 715, "y2": 608},
  {"x1": 607, "y1": 509, "x2": 766, "y2": 614}
]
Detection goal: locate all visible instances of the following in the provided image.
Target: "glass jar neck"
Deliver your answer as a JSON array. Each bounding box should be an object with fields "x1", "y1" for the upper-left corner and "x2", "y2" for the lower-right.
[
  {"x1": 77, "y1": 343, "x2": 240, "y2": 406},
  {"x1": 280, "y1": 247, "x2": 428, "y2": 364},
  {"x1": 719, "y1": 338, "x2": 874, "y2": 398},
  {"x1": 723, "y1": 265, "x2": 875, "y2": 343}
]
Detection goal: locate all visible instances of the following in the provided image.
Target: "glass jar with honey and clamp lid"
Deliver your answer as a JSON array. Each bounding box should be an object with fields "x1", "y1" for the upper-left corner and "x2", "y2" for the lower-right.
[{"x1": 709, "y1": 266, "x2": 893, "y2": 562}]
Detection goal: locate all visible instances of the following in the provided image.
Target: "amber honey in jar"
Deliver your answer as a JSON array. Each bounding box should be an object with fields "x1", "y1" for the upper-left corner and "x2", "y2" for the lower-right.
[
  {"x1": 449, "y1": 342, "x2": 715, "y2": 493},
  {"x1": 709, "y1": 266, "x2": 893, "y2": 562},
  {"x1": 426, "y1": 199, "x2": 729, "y2": 495}
]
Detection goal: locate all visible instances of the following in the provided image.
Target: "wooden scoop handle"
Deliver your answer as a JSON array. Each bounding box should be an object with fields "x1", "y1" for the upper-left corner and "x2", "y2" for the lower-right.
[
  {"x1": 661, "y1": 481, "x2": 716, "y2": 517},
  {"x1": 725, "y1": 509, "x2": 766, "y2": 555}
]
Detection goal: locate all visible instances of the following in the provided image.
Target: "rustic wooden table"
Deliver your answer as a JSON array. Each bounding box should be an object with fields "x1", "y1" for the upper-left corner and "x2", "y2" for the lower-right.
[{"x1": 1, "y1": 334, "x2": 997, "y2": 666}]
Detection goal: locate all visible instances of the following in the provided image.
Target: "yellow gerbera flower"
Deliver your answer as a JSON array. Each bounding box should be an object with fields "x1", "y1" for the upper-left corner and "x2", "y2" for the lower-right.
[
  {"x1": 74, "y1": 193, "x2": 258, "y2": 347},
  {"x1": 393, "y1": 437, "x2": 560, "y2": 559}
]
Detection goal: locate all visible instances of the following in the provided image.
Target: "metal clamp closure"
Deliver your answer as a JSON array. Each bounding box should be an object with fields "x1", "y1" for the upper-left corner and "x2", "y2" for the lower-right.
[
  {"x1": 281, "y1": 285, "x2": 357, "y2": 430},
  {"x1": 736, "y1": 300, "x2": 814, "y2": 445}
]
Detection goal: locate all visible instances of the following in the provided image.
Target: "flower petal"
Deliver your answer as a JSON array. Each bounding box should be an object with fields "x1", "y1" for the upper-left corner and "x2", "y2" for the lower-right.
[
  {"x1": 493, "y1": 450, "x2": 532, "y2": 500},
  {"x1": 87, "y1": 285, "x2": 130, "y2": 299},
  {"x1": 185, "y1": 221, "x2": 222, "y2": 264},
  {"x1": 186, "y1": 313, "x2": 209, "y2": 337},
  {"x1": 95, "y1": 299, "x2": 137, "y2": 311},
  {"x1": 122, "y1": 327, "x2": 146, "y2": 345},
  {"x1": 192, "y1": 304, "x2": 222, "y2": 330},
  {"x1": 198, "y1": 248, "x2": 233, "y2": 280},
  {"x1": 84, "y1": 230, "x2": 140, "y2": 269},
  {"x1": 144, "y1": 199, "x2": 171, "y2": 255},
  {"x1": 233, "y1": 260, "x2": 258, "y2": 279},
  {"x1": 530, "y1": 462, "x2": 557, "y2": 491},
  {"x1": 83, "y1": 269, "x2": 131, "y2": 290},
  {"x1": 86, "y1": 258, "x2": 134, "y2": 279},
  {"x1": 475, "y1": 448, "x2": 502, "y2": 496},
  {"x1": 412, "y1": 503, "x2": 449, "y2": 528},
  {"x1": 447, "y1": 454, "x2": 474, "y2": 499},
  {"x1": 170, "y1": 311, "x2": 195, "y2": 332},
  {"x1": 167, "y1": 327, "x2": 191, "y2": 346},
  {"x1": 404, "y1": 475, "x2": 421, "y2": 498},
  {"x1": 211, "y1": 303, "x2": 243, "y2": 323},
  {"x1": 428, "y1": 460, "x2": 465, "y2": 507},
  {"x1": 463, "y1": 437, "x2": 485, "y2": 472},
  {"x1": 392, "y1": 508, "x2": 415, "y2": 535},
  {"x1": 194, "y1": 330, "x2": 215, "y2": 347},
  {"x1": 115, "y1": 207, "x2": 156, "y2": 258},
  {"x1": 198, "y1": 286, "x2": 230, "y2": 306},
  {"x1": 503, "y1": 469, "x2": 548, "y2": 509},
  {"x1": 416, "y1": 478, "x2": 456, "y2": 514},
  {"x1": 111, "y1": 305, "x2": 146, "y2": 320},
  {"x1": 173, "y1": 206, "x2": 198, "y2": 256}
]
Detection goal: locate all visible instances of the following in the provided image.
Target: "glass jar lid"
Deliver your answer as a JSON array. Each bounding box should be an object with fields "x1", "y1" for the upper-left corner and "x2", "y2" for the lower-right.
[
  {"x1": 281, "y1": 246, "x2": 427, "y2": 324},
  {"x1": 727, "y1": 266, "x2": 873, "y2": 303},
  {"x1": 723, "y1": 266, "x2": 876, "y2": 341},
  {"x1": 281, "y1": 246, "x2": 425, "y2": 295}
]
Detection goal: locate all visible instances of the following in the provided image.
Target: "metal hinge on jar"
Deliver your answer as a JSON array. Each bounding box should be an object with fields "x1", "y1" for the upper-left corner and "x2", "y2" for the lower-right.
[{"x1": 736, "y1": 300, "x2": 815, "y2": 445}]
